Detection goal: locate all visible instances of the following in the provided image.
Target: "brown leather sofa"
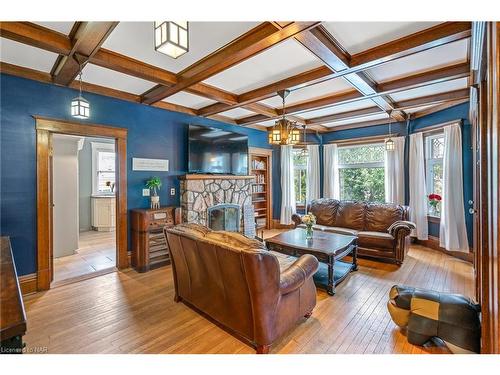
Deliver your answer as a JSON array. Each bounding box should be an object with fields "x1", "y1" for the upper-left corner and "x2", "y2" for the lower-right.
[
  {"x1": 292, "y1": 199, "x2": 415, "y2": 265},
  {"x1": 164, "y1": 223, "x2": 319, "y2": 354}
]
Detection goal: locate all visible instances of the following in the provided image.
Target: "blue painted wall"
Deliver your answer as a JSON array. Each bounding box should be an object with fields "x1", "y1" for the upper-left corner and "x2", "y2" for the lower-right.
[{"x1": 0, "y1": 74, "x2": 270, "y2": 276}]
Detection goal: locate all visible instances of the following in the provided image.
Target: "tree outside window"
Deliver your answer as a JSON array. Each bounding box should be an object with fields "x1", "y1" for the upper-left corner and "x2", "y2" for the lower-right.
[
  {"x1": 337, "y1": 143, "x2": 385, "y2": 202},
  {"x1": 293, "y1": 149, "x2": 308, "y2": 206},
  {"x1": 425, "y1": 133, "x2": 444, "y2": 216}
]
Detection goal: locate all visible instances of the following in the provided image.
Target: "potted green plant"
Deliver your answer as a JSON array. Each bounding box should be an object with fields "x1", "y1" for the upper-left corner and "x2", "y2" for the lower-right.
[{"x1": 145, "y1": 176, "x2": 162, "y2": 209}]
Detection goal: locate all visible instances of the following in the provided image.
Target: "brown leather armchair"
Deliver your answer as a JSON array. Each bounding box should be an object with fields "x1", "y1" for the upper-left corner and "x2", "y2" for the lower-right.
[
  {"x1": 292, "y1": 199, "x2": 415, "y2": 265},
  {"x1": 164, "y1": 223, "x2": 319, "y2": 354}
]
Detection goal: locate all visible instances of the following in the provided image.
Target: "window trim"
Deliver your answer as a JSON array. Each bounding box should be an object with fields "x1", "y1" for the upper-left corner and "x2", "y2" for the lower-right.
[
  {"x1": 424, "y1": 132, "x2": 444, "y2": 218},
  {"x1": 91, "y1": 142, "x2": 116, "y2": 196}
]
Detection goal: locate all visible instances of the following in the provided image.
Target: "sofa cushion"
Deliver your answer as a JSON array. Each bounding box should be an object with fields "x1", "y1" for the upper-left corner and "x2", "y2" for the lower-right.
[
  {"x1": 297, "y1": 223, "x2": 335, "y2": 232},
  {"x1": 365, "y1": 203, "x2": 404, "y2": 232},
  {"x1": 335, "y1": 201, "x2": 366, "y2": 230},
  {"x1": 308, "y1": 198, "x2": 340, "y2": 226},
  {"x1": 325, "y1": 227, "x2": 359, "y2": 236},
  {"x1": 358, "y1": 231, "x2": 394, "y2": 250}
]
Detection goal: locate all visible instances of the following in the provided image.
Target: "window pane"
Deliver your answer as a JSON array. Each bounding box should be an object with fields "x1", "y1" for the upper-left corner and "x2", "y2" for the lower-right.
[
  {"x1": 338, "y1": 144, "x2": 384, "y2": 165},
  {"x1": 98, "y1": 151, "x2": 115, "y2": 172},
  {"x1": 432, "y1": 163, "x2": 443, "y2": 196},
  {"x1": 431, "y1": 137, "x2": 444, "y2": 159},
  {"x1": 97, "y1": 171, "x2": 115, "y2": 193},
  {"x1": 339, "y1": 167, "x2": 385, "y2": 202},
  {"x1": 293, "y1": 149, "x2": 307, "y2": 205}
]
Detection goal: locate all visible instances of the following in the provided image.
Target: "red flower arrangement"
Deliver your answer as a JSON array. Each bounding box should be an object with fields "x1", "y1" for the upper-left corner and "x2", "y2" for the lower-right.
[{"x1": 428, "y1": 194, "x2": 442, "y2": 210}]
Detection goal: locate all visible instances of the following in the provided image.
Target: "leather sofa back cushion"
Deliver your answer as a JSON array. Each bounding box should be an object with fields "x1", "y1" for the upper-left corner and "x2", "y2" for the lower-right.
[
  {"x1": 308, "y1": 198, "x2": 340, "y2": 226},
  {"x1": 365, "y1": 203, "x2": 404, "y2": 232},
  {"x1": 335, "y1": 201, "x2": 366, "y2": 231}
]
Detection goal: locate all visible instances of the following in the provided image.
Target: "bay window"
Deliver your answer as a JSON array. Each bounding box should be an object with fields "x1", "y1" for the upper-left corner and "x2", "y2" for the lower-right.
[
  {"x1": 424, "y1": 133, "x2": 444, "y2": 216},
  {"x1": 293, "y1": 148, "x2": 308, "y2": 206}
]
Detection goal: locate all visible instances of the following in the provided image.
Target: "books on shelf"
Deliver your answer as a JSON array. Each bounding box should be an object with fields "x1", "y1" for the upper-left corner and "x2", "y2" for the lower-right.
[
  {"x1": 252, "y1": 184, "x2": 265, "y2": 193},
  {"x1": 253, "y1": 174, "x2": 265, "y2": 184},
  {"x1": 251, "y1": 159, "x2": 266, "y2": 170}
]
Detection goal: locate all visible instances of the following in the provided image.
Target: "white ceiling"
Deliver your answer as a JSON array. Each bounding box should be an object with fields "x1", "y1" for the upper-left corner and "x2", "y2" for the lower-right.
[
  {"x1": 203, "y1": 39, "x2": 323, "y2": 94},
  {"x1": 0, "y1": 38, "x2": 58, "y2": 71},
  {"x1": 34, "y1": 22, "x2": 74, "y2": 35},
  {"x1": 219, "y1": 107, "x2": 255, "y2": 119},
  {"x1": 322, "y1": 22, "x2": 441, "y2": 55},
  {"x1": 297, "y1": 99, "x2": 377, "y2": 119},
  {"x1": 102, "y1": 22, "x2": 259, "y2": 74},
  {"x1": 163, "y1": 91, "x2": 216, "y2": 109},
  {"x1": 325, "y1": 112, "x2": 390, "y2": 127},
  {"x1": 260, "y1": 76, "x2": 354, "y2": 108},
  {"x1": 366, "y1": 39, "x2": 469, "y2": 82},
  {"x1": 389, "y1": 77, "x2": 468, "y2": 102},
  {"x1": 83, "y1": 64, "x2": 156, "y2": 94}
]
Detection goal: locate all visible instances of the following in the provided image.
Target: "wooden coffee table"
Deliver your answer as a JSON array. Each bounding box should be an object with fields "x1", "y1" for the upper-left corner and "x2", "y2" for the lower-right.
[{"x1": 265, "y1": 228, "x2": 358, "y2": 295}]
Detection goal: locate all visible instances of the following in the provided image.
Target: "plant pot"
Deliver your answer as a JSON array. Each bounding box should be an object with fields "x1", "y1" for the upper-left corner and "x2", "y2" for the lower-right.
[{"x1": 151, "y1": 195, "x2": 160, "y2": 210}]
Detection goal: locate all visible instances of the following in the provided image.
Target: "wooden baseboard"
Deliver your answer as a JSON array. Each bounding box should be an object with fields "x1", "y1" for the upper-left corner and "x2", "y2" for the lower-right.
[
  {"x1": 414, "y1": 236, "x2": 473, "y2": 263},
  {"x1": 19, "y1": 273, "x2": 38, "y2": 295}
]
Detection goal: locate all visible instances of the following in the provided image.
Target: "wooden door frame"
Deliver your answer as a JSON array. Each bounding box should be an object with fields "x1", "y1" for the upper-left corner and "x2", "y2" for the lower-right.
[{"x1": 35, "y1": 116, "x2": 128, "y2": 291}]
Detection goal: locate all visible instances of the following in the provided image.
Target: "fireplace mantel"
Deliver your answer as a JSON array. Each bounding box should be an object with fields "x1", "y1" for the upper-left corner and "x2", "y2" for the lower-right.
[{"x1": 179, "y1": 174, "x2": 255, "y2": 180}]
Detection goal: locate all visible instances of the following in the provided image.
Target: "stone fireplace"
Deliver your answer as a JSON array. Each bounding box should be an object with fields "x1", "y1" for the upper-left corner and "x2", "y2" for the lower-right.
[{"x1": 179, "y1": 175, "x2": 255, "y2": 234}]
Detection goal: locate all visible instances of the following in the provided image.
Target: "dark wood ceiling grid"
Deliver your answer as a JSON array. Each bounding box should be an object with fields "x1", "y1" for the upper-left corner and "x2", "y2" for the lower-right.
[{"x1": 0, "y1": 21, "x2": 472, "y2": 131}]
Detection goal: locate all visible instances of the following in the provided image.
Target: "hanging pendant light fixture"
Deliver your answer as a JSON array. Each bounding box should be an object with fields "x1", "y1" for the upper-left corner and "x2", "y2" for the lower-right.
[
  {"x1": 385, "y1": 111, "x2": 395, "y2": 151},
  {"x1": 154, "y1": 21, "x2": 189, "y2": 58},
  {"x1": 268, "y1": 90, "x2": 302, "y2": 146},
  {"x1": 71, "y1": 63, "x2": 90, "y2": 119}
]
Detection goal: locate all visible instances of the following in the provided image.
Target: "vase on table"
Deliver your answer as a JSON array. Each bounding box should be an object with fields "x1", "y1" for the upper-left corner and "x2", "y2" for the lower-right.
[{"x1": 305, "y1": 224, "x2": 313, "y2": 240}]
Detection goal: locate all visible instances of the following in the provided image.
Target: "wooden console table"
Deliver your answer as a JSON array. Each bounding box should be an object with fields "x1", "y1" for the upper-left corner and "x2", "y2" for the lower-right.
[{"x1": 1, "y1": 237, "x2": 27, "y2": 354}]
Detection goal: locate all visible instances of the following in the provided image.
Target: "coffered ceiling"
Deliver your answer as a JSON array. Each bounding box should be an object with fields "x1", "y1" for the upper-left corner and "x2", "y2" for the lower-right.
[{"x1": 0, "y1": 21, "x2": 472, "y2": 132}]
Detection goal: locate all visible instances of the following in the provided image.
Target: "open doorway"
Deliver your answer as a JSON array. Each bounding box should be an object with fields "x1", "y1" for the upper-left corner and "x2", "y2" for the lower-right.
[
  {"x1": 36, "y1": 117, "x2": 128, "y2": 292},
  {"x1": 51, "y1": 134, "x2": 117, "y2": 284}
]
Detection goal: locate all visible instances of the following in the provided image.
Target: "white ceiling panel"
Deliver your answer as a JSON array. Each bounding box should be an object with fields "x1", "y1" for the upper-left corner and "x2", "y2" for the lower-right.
[
  {"x1": 34, "y1": 22, "x2": 74, "y2": 35},
  {"x1": 0, "y1": 38, "x2": 58, "y2": 72},
  {"x1": 297, "y1": 99, "x2": 377, "y2": 119},
  {"x1": 219, "y1": 107, "x2": 255, "y2": 118},
  {"x1": 323, "y1": 22, "x2": 441, "y2": 54},
  {"x1": 366, "y1": 39, "x2": 469, "y2": 82},
  {"x1": 255, "y1": 119, "x2": 276, "y2": 127},
  {"x1": 389, "y1": 77, "x2": 468, "y2": 102},
  {"x1": 325, "y1": 112, "x2": 390, "y2": 127},
  {"x1": 261, "y1": 77, "x2": 354, "y2": 108},
  {"x1": 203, "y1": 39, "x2": 323, "y2": 94},
  {"x1": 163, "y1": 91, "x2": 216, "y2": 109},
  {"x1": 102, "y1": 22, "x2": 259, "y2": 74},
  {"x1": 83, "y1": 64, "x2": 156, "y2": 94}
]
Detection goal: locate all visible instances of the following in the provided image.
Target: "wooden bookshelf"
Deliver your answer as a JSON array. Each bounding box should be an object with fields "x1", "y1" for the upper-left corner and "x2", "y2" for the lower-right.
[{"x1": 249, "y1": 147, "x2": 273, "y2": 231}]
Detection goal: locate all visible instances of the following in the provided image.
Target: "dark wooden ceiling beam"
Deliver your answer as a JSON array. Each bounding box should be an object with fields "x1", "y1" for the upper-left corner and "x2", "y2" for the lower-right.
[
  {"x1": 305, "y1": 106, "x2": 383, "y2": 125},
  {"x1": 52, "y1": 22, "x2": 118, "y2": 85},
  {"x1": 350, "y1": 22, "x2": 472, "y2": 69},
  {"x1": 141, "y1": 21, "x2": 321, "y2": 104},
  {"x1": 236, "y1": 62, "x2": 470, "y2": 125},
  {"x1": 291, "y1": 24, "x2": 405, "y2": 120},
  {"x1": 0, "y1": 21, "x2": 72, "y2": 54}
]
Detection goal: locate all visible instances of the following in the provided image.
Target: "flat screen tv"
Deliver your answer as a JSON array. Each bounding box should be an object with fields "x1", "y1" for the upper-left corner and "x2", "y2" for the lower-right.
[{"x1": 188, "y1": 124, "x2": 249, "y2": 175}]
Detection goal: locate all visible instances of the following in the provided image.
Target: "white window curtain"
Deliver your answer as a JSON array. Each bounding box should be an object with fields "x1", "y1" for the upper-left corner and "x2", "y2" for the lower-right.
[
  {"x1": 323, "y1": 144, "x2": 339, "y2": 199},
  {"x1": 306, "y1": 145, "x2": 320, "y2": 206},
  {"x1": 409, "y1": 133, "x2": 428, "y2": 240},
  {"x1": 280, "y1": 145, "x2": 296, "y2": 225},
  {"x1": 440, "y1": 124, "x2": 469, "y2": 252},
  {"x1": 384, "y1": 136, "x2": 406, "y2": 205}
]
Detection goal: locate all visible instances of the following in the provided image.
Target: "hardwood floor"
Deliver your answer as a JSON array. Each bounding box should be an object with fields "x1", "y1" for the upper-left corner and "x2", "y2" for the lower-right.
[
  {"x1": 53, "y1": 231, "x2": 116, "y2": 283},
  {"x1": 23, "y1": 242, "x2": 473, "y2": 354}
]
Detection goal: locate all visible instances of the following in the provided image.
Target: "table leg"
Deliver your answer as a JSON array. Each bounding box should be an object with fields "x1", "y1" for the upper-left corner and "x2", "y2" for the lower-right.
[
  {"x1": 327, "y1": 256, "x2": 335, "y2": 296},
  {"x1": 352, "y1": 244, "x2": 358, "y2": 271}
]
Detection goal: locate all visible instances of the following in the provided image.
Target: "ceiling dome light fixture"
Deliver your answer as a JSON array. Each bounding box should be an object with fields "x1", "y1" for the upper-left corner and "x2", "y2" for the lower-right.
[
  {"x1": 385, "y1": 111, "x2": 395, "y2": 151},
  {"x1": 71, "y1": 63, "x2": 90, "y2": 119},
  {"x1": 268, "y1": 89, "x2": 302, "y2": 146},
  {"x1": 154, "y1": 21, "x2": 189, "y2": 59}
]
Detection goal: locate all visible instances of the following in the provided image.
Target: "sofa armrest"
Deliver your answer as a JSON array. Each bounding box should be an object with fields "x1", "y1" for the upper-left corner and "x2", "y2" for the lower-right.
[
  {"x1": 279, "y1": 254, "x2": 319, "y2": 295},
  {"x1": 291, "y1": 213, "x2": 303, "y2": 227},
  {"x1": 388, "y1": 220, "x2": 416, "y2": 238}
]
